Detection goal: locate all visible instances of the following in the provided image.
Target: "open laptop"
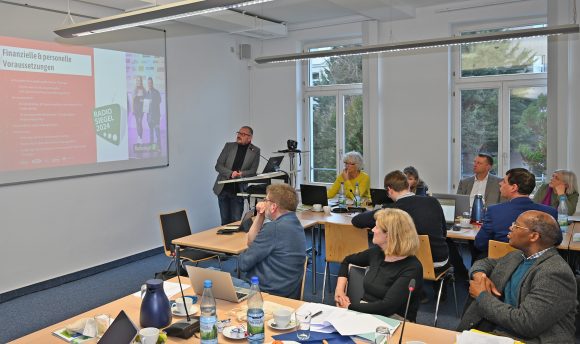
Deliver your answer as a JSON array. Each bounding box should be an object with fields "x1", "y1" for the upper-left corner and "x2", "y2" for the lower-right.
[
  {"x1": 370, "y1": 188, "x2": 393, "y2": 206},
  {"x1": 219, "y1": 208, "x2": 254, "y2": 233},
  {"x1": 97, "y1": 310, "x2": 138, "y2": 344},
  {"x1": 300, "y1": 184, "x2": 328, "y2": 206},
  {"x1": 432, "y1": 193, "x2": 470, "y2": 224},
  {"x1": 262, "y1": 155, "x2": 284, "y2": 173},
  {"x1": 186, "y1": 266, "x2": 250, "y2": 303}
]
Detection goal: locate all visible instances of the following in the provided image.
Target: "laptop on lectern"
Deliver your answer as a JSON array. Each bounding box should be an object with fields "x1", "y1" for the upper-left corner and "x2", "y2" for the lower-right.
[{"x1": 262, "y1": 156, "x2": 284, "y2": 173}]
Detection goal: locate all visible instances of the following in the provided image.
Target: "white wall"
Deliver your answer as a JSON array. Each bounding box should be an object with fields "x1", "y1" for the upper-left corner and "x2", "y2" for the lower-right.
[{"x1": 0, "y1": 4, "x2": 254, "y2": 293}]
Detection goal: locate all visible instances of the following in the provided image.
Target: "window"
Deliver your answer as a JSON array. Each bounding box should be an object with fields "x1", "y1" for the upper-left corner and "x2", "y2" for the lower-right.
[
  {"x1": 454, "y1": 22, "x2": 548, "y2": 184},
  {"x1": 303, "y1": 43, "x2": 363, "y2": 183}
]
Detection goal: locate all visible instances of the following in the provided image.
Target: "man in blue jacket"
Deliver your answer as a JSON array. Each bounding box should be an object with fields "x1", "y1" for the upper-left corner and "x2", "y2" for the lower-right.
[
  {"x1": 473, "y1": 168, "x2": 558, "y2": 258},
  {"x1": 239, "y1": 184, "x2": 306, "y2": 299}
]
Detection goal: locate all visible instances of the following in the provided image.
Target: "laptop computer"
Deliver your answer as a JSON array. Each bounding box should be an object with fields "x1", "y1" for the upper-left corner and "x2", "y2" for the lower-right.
[
  {"x1": 370, "y1": 188, "x2": 393, "y2": 206},
  {"x1": 432, "y1": 193, "x2": 470, "y2": 224},
  {"x1": 97, "y1": 310, "x2": 138, "y2": 344},
  {"x1": 219, "y1": 208, "x2": 254, "y2": 233},
  {"x1": 186, "y1": 266, "x2": 250, "y2": 303},
  {"x1": 300, "y1": 184, "x2": 328, "y2": 206},
  {"x1": 262, "y1": 155, "x2": 284, "y2": 173}
]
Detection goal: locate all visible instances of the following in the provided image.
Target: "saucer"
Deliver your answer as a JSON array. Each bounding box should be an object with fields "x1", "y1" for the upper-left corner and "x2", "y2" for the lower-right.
[
  {"x1": 222, "y1": 325, "x2": 247, "y2": 340},
  {"x1": 171, "y1": 304, "x2": 198, "y2": 317},
  {"x1": 267, "y1": 318, "x2": 296, "y2": 330}
]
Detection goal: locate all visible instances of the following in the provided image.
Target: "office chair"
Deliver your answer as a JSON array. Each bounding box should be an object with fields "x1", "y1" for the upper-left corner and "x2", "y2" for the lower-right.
[
  {"x1": 488, "y1": 240, "x2": 517, "y2": 259},
  {"x1": 159, "y1": 209, "x2": 221, "y2": 272},
  {"x1": 416, "y1": 235, "x2": 459, "y2": 326},
  {"x1": 321, "y1": 223, "x2": 369, "y2": 303}
]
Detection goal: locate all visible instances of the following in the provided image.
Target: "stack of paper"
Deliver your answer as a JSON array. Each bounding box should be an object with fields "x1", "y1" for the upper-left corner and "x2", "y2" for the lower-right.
[
  {"x1": 456, "y1": 330, "x2": 515, "y2": 344},
  {"x1": 296, "y1": 303, "x2": 401, "y2": 337}
]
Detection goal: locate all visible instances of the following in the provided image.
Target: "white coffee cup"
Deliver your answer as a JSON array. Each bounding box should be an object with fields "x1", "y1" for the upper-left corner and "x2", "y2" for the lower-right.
[
  {"x1": 273, "y1": 308, "x2": 292, "y2": 328},
  {"x1": 172, "y1": 297, "x2": 193, "y2": 314},
  {"x1": 139, "y1": 327, "x2": 160, "y2": 344},
  {"x1": 323, "y1": 206, "x2": 332, "y2": 215},
  {"x1": 312, "y1": 204, "x2": 323, "y2": 212}
]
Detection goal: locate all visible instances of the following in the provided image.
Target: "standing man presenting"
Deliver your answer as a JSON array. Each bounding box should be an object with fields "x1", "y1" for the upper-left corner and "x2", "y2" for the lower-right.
[
  {"x1": 457, "y1": 153, "x2": 503, "y2": 206},
  {"x1": 213, "y1": 127, "x2": 260, "y2": 225}
]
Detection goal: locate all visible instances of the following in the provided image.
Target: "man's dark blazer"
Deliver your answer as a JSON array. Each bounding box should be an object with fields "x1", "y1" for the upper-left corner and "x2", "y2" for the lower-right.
[{"x1": 213, "y1": 142, "x2": 260, "y2": 195}]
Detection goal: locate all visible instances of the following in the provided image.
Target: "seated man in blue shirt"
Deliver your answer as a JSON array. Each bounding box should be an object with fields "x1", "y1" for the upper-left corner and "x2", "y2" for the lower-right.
[
  {"x1": 238, "y1": 184, "x2": 306, "y2": 299},
  {"x1": 458, "y1": 210, "x2": 576, "y2": 343},
  {"x1": 473, "y1": 168, "x2": 558, "y2": 258}
]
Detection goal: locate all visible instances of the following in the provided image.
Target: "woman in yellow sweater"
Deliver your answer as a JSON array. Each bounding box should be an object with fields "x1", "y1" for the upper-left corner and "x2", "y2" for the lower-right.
[{"x1": 327, "y1": 151, "x2": 371, "y2": 200}]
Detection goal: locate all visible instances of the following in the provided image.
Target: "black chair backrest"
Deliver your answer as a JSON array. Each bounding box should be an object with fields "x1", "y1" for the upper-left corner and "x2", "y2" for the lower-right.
[
  {"x1": 346, "y1": 265, "x2": 367, "y2": 304},
  {"x1": 160, "y1": 210, "x2": 192, "y2": 254}
]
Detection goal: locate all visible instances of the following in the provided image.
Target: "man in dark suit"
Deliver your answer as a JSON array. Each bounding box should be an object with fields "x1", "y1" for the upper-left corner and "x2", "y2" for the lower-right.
[
  {"x1": 457, "y1": 153, "x2": 503, "y2": 206},
  {"x1": 213, "y1": 126, "x2": 260, "y2": 225},
  {"x1": 473, "y1": 168, "x2": 558, "y2": 258}
]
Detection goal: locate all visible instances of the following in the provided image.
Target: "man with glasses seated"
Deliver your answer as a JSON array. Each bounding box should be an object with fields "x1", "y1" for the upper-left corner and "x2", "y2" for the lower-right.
[
  {"x1": 213, "y1": 126, "x2": 260, "y2": 225},
  {"x1": 458, "y1": 210, "x2": 576, "y2": 343},
  {"x1": 473, "y1": 168, "x2": 557, "y2": 260},
  {"x1": 238, "y1": 184, "x2": 306, "y2": 299}
]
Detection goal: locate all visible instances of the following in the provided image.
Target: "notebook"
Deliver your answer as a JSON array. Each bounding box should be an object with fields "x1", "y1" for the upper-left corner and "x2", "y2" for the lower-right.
[
  {"x1": 219, "y1": 208, "x2": 254, "y2": 233},
  {"x1": 432, "y1": 193, "x2": 470, "y2": 224},
  {"x1": 262, "y1": 155, "x2": 284, "y2": 173},
  {"x1": 186, "y1": 266, "x2": 250, "y2": 303},
  {"x1": 369, "y1": 188, "x2": 393, "y2": 206},
  {"x1": 97, "y1": 310, "x2": 138, "y2": 344}
]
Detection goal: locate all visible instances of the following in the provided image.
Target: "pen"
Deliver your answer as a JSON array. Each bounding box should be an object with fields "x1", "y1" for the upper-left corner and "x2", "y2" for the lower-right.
[{"x1": 311, "y1": 310, "x2": 323, "y2": 318}]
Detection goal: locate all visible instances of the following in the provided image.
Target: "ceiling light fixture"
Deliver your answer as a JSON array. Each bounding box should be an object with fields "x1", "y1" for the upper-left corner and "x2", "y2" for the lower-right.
[
  {"x1": 54, "y1": 0, "x2": 274, "y2": 38},
  {"x1": 255, "y1": 24, "x2": 579, "y2": 64}
]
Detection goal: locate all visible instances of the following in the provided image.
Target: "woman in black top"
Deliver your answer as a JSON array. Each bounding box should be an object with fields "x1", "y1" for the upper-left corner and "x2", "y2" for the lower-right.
[{"x1": 334, "y1": 208, "x2": 424, "y2": 321}]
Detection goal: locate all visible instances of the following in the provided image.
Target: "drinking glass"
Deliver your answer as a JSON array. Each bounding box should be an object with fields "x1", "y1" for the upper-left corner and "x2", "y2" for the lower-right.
[
  {"x1": 374, "y1": 326, "x2": 391, "y2": 344},
  {"x1": 295, "y1": 310, "x2": 311, "y2": 341}
]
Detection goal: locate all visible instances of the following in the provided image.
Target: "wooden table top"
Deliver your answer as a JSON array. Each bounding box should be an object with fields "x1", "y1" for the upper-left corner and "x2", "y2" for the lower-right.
[
  {"x1": 11, "y1": 277, "x2": 458, "y2": 343},
  {"x1": 172, "y1": 210, "x2": 355, "y2": 254}
]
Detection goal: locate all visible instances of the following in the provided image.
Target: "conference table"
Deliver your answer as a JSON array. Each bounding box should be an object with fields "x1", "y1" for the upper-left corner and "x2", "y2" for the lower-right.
[
  {"x1": 10, "y1": 277, "x2": 458, "y2": 343},
  {"x1": 446, "y1": 221, "x2": 577, "y2": 251},
  {"x1": 172, "y1": 209, "x2": 356, "y2": 295}
]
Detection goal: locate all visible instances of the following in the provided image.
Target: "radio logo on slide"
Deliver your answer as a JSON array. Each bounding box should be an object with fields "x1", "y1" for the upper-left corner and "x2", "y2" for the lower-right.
[{"x1": 93, "y1": 104, "x2": 121, "y2": 145}]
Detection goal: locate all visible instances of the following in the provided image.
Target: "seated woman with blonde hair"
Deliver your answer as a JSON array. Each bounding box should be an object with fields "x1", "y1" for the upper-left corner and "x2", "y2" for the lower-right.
[
  {"x1": 327, "y1": 151, "x2": 370, "y2": 200},
  {"x1": 334, "y1": 208, "x2": 423, "y2": 321},
  {"x1": 533, "y1": 169, "x2": 578, "y2": 215}
]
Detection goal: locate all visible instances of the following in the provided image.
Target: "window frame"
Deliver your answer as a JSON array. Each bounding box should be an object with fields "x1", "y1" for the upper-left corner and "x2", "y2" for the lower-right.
[
  {"x1": 452, "y1": 18, "x2": 548, "y2": 189},
  {"x1": 301, "y1": 39, "x2": 364, "y2": 185}
]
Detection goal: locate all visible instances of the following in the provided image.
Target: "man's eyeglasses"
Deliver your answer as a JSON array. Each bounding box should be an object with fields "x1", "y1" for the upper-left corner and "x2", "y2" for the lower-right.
[
  {"x1": 236, "y1": 131, "x2": 252, "y2": 137},
  {"x1": 510, "y1": 222, "x2": 533, "y2": 232}
]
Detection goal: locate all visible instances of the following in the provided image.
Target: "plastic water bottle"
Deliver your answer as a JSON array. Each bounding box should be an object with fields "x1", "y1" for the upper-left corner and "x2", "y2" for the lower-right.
[
  {"x1": 200, "y1": 280, "x2": 217, "y2": 344},
  {"x1": 558, "y1": 195, "x2": 569, "y2": 233},
  {"x1": 246, "y1": 276, "x2": 264, "y2": 344},
  {"x1": 338, "y1": 182, "x2": 347, "y2": 209},
  {"x1": 353, "y1": 182, "x2": 361, "y2": 207}
]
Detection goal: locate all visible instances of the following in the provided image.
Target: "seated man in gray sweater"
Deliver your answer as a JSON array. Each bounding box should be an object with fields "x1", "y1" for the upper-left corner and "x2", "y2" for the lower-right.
[
  {"x1": 458, "y1": 210, "x2": 576, "y2": 343},
  {"x1": 239, "y1": 184, "x2": 306, "y2": 299}
]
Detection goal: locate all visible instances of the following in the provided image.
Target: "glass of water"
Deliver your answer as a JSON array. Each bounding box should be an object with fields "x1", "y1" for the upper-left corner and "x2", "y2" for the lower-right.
[
  {"x1": 374, "y1": 326, "x2": 391, "y2": 344},
  {"x1": 295, "y1": 310, "x2": 311, "y2": 341}
]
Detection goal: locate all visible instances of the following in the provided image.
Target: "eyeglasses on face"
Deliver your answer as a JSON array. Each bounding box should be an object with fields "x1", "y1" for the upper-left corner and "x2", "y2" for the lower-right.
[
  {"x1": 510, "y1": 222, "x2": 533, "y2": 232},
  {"x1": 236, "y1": 131, "x2": 252, "y2": 137}
]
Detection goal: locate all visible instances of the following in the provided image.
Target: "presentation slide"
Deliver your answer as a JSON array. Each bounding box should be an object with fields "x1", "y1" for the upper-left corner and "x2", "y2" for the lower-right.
[{"x1": 0, "y1": 36, "x2": 167, "y2": 185}]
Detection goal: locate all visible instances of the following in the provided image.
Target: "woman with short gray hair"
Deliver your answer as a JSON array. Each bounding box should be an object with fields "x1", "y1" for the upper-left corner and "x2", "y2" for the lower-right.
[
  {"x1": 327, "y1": 151, "x2": 371, "y2": 200},
  {"x1": 533, "y1": 169, "x2": 578, "y2": 215}
]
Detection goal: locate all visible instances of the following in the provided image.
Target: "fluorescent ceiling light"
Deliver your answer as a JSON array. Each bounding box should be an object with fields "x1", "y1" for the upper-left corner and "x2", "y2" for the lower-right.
[
  {"x1": 54, "y1": 0, "x2": 274, "y2": 38},
  {"x1": 255, "y1": 24, "x2": 579, "y2": 64}
]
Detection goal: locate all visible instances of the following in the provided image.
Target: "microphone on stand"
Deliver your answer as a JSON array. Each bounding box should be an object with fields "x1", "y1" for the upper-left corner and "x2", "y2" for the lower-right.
[
  {"x1": 248, "y1": 144, "x2": 270, "y2": 164},
  {"x1": 164, "y1": 246, "x2": 198, "y2": 339},
  {"x1": 398, "y1": 279, "x2": 416, "y2": 344}
]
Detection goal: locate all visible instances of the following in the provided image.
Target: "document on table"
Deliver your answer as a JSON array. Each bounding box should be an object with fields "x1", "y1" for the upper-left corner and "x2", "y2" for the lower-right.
[
  {"x1": 456, "y1": 330, "x2": 516, "y2": 344},
  {"x1": 131, "y1": 281, "x2": 191, "y2": 299},
  {"x1": 297, "y1": 303, "x2": 400, "y2": 336}
]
